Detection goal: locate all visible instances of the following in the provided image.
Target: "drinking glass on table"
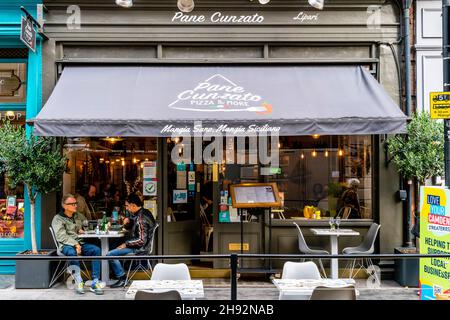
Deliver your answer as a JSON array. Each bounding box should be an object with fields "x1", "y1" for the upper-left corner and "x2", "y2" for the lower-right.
[
  {"x1": 329, "y1": 217, "x2": 335, "y2": 230},
  {"x1": 335, "y1": 217, "x2": 341, "y2": 231},
  {"x1": 82, "y1": 219, "x2": 89, "y2": 231}
]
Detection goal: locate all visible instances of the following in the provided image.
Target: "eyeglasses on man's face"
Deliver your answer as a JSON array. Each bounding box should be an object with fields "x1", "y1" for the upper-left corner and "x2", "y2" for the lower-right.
[{"x1": 65, "y1": 202, "x2": 78, "y2": 206}]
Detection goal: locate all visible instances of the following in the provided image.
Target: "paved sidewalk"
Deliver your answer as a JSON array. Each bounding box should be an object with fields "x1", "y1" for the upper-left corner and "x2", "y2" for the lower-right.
[{"x1": 0, "y1": 276, "x2": 419, "y2": 300}]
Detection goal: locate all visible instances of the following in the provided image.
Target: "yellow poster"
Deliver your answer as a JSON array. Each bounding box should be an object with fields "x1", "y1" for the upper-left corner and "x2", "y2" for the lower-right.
[
  {"x1": 419, "y1": 186, "x2": 450, "y2": 300},
  {"x1": 430, "y1": 92, "x2": 450, "y2": 119}
]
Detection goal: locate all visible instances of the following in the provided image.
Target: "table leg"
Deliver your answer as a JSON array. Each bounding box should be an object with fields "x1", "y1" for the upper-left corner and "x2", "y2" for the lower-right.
[
  {"x1": 100, "y1": 238, "x2": 109, "y2": 283},
  {"x1": 330, "y1": 235, "x2": 338, "y2": 279}
]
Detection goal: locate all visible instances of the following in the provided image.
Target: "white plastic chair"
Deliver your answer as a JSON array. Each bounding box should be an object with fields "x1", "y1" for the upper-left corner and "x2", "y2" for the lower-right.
[
  {"x1": 150, "y1": 263, "x2": 191, "y2": 280},
  {"x1": 279, "y1": 261, "x2": 322, "y2": 300}
]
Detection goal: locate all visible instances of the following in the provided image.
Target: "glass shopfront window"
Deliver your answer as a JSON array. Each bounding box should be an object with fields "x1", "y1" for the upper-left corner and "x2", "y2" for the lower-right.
[
  {"x1": 0, "y1": 113, "x2": 26, "y2": 238},
  {"x1": 218, "y1": 135, "x2": 373, "y2": 222},
  {"x1": 0, "y1": 63, "x2": 27, "y2": 104},
  {"x1": 63, "y1": 137, "x2": 158, "y2": 220},
  {"x1": 269, "y1": 135, "x2": 373, "y2": 220}
]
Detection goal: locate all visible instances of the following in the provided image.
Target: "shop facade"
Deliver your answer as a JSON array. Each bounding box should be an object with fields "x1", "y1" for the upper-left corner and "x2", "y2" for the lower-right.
[
  {"x1": 38, "y1": 0, "x2": 406, "y2": 275},
  {"x1": 0, "y1": 0, "x2": 43, "y2": 274}
]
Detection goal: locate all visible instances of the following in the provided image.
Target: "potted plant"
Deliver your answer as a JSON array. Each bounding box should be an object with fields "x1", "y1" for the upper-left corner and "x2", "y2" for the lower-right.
[
  {"x1": 387, "y1": 111, "x2": 444, "y2": 286},
  {"x1": 0, "y1": 121, "x2": 66, "y2": 288}
]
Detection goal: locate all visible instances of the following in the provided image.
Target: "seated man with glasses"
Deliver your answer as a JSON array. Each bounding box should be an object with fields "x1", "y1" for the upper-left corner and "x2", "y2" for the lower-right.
[{"x1": 51, "y1": 194, "x2": 103, "y2": 295}]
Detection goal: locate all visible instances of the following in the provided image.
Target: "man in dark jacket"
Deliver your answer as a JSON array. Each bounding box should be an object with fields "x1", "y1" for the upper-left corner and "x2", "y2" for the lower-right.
[{"x1": 107, "y1": 193, "x2": 157, "y2": 288}]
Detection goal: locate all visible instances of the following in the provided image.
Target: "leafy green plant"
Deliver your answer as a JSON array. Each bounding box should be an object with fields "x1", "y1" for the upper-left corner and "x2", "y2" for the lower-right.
[
  {"x1": 328, "y1": 182, "x2": 345, "y2": 197},
  {"x1": 0, "y1": 121, "x2": 66, "y2": 253},
  {"x1": 387, "y1": 112, "x2": 444, "y2": 185}
]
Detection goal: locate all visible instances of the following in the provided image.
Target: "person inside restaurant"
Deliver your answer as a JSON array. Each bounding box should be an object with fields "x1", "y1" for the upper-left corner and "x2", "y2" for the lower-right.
[
  {"x1": 75, "y1": 184, "x2": 97, "y2": 220},
  {"x1": 107, "y1": 193, "x2": 157, "y2": 288},
  {"x1": 51, "y1": 194, "x2": 103, "y2": 295},
  {"x1": 335, "y1": 178, "x2": 362, "y2": 219}
]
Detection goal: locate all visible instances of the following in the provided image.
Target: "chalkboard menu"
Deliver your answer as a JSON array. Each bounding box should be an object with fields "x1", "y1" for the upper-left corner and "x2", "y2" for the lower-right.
[{"x1": 230, "y1": 183, "x2": 282, "y2": 208}]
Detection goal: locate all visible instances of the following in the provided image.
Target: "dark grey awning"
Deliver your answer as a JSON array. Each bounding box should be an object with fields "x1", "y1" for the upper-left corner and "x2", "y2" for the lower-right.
[{"x1": 32, "y1": 65, "x2": 406, "y2": 137}]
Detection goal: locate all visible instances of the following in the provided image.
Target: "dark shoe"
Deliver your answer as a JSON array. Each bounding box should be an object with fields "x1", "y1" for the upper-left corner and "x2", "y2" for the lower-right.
[{"x1": 110, "y1": 276, "x2": 127, "y2": 288}]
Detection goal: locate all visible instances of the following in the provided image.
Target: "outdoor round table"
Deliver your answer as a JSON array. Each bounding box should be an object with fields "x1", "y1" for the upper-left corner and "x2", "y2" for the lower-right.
[
  {"x1": 309, "y1": 228, "x2": 360, "y2": 279},
  {"x1": 78, "y1": 231, "x2": 125, "y2": 284}
]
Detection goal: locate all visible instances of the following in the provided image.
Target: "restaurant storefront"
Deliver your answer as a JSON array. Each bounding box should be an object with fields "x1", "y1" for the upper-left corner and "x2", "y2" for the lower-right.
[
  {"x1": 0, "y1": 0, "x2": 43, "y2": 274},
  {"x1": 36, "y1": 0, "x2": 406, "y2": 275}
]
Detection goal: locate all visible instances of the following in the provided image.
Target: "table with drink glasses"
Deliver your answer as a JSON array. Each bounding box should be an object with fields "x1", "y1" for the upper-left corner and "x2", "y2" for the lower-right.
[
  {"x1": 125, "y1": 280, "x2": 205, "y2": 299},
  {"x1": 273, "y1": 278, "x2": 357, "y2": 299},
  {"x1": 78, "y1": 230, "x2": 125, "y2": 284},
  {"x1": 310, "y1": 224, "x2": 360, "y2": 279}
]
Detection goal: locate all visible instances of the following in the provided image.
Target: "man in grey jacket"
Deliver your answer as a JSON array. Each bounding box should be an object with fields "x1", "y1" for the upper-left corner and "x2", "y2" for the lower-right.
[{"x1": 51, "y1": 194, "x2": 103, "y2": 295}]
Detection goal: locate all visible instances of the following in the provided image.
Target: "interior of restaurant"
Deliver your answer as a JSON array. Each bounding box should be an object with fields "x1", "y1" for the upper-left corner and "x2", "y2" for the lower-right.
[{"x1": 62, "y1": 134, "x2": 372, "y2": 269}]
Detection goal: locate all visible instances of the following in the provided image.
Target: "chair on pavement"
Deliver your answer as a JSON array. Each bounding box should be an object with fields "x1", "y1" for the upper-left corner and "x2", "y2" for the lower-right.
[
  {"x1": 150, "y1": 263, "x2": 191, "y2": 280},
  {"x1": 279, "y1": 261, "x2": 321, "y2": 300},
  {"x1": 49, "y1": 226, "x2": 89, "y2": 287},
  {"x1": 293, "y1": 222, "x2": 328, "y2": 278},
  {"x1": 134, "y1": 290, "x2": 182, "y2": 300},
  {"x1": 125, "y1": 223, "x2": 159, "y2": 285},
  {"x1": 199, "y1": 203, "x2": 213, "y2": 252},
  {"x1": 309, "y1": 285, "x2": 357, "y2": 300},
  {"x1": 342, "y1": 223, "x2": 381, "y2": 280}
]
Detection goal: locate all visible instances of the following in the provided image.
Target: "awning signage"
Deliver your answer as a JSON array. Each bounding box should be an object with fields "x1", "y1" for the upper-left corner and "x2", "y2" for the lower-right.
[
  {"x1": 168, "y1": 74, "x2": 272, "y2": 114},
  {"x1": 32, "y1": 65, "x2": 407, "y2": 137}
]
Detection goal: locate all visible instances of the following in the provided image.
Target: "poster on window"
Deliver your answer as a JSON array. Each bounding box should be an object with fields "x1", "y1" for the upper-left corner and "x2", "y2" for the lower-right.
[
  {"x1": 173, "y1": 190, "x2": 188, "y2": 204},
  {"x1": 0, "y1": 199, "x2": 24, "y2": 238},
  {"x1": 419, "y1": 186, "x2": 450, "y2": 300}
]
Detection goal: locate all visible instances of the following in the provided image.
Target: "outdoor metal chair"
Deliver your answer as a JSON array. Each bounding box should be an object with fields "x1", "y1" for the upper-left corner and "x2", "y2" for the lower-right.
[
  {"x1": 134, "y1": 289, "x2": 182, "y2": 300},
  {"x1": 125, "y1": 223, "x2": 159, "y2": 286},
  {"x1": 342, "y1": 223, "x2": 381, "y2": 281},
  {"x1": 48, "y1": 226, "x2": 89, "y2": 287},
  {"x1": 292, "y1": 222, "x2": 328, "y2": 278},
  {"x1": 309, "y1": 285, "x2": 357, "y2": 300}
]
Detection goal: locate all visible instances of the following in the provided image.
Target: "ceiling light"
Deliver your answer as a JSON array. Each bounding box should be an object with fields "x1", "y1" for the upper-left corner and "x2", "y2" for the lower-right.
[
  {"x1": 259, "y1": 0, "x2": 270, "y2": 4},
  {"x1": 101, "y1": 136, "x2": 123, "y2": 143},
  {"x1": 312, "y1": 134, "x2": 320, "y2": 139},
  {"x1": 308, "y1": 0, "x2": 324, "y2": 10},
  {"x1": 116, "y1": 0, "x2": 133, "y2": 8},
  {"x1": 177, "y1": 0, "x2": 195, "y2": 13}
]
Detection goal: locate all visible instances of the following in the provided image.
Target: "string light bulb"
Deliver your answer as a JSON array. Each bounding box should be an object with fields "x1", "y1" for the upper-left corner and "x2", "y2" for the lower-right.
[
  {"x1": 301, "y1": 153, "x2": 305, "y2": 159},
  {"x1": 312, "y1": 150, "x2": 317, "y2": 157},
  {"x1": 338, "y1": 149, "x2": 344, "y2": 157},
  {"x1": 325, "y1": 150, "x2": 329, "y2": 157}
]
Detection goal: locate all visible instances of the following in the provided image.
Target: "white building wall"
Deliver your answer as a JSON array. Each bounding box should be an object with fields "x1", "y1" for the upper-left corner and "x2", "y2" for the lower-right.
[{"x1": 416, "y1": 0, "x2": 444, "y2": 113}]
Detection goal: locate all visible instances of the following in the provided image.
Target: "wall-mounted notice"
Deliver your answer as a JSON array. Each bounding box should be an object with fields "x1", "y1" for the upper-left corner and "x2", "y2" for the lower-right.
[
  {"x1": 173, "y1": 190, "x2": 188, "y2": 204},
  {"x1": 143, "y1": 161, "x2": 157, "y2": 196}
]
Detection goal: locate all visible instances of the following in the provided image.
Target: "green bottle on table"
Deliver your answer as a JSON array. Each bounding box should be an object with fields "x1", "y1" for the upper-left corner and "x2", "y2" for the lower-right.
[{"x1": 101, "y1": 213, "x2": 108, "y2": 232}]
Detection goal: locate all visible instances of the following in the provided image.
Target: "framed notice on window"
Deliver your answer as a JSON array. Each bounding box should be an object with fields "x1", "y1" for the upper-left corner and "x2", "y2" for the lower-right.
[{"x1": 230, "y1": 183, "x2": 282, "y2": 208}]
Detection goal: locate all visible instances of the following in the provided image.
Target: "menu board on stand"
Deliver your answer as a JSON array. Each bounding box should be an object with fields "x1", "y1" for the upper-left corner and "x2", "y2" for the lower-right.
[{"x1": 229, "y1": 182, "x2": 282, "y2": 273}]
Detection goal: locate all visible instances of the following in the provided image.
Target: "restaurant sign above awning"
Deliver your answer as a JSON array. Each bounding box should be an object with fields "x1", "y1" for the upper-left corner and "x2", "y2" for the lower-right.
[{"x1": 31, "y1": 65, "x2": 407, "y2": 137}]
